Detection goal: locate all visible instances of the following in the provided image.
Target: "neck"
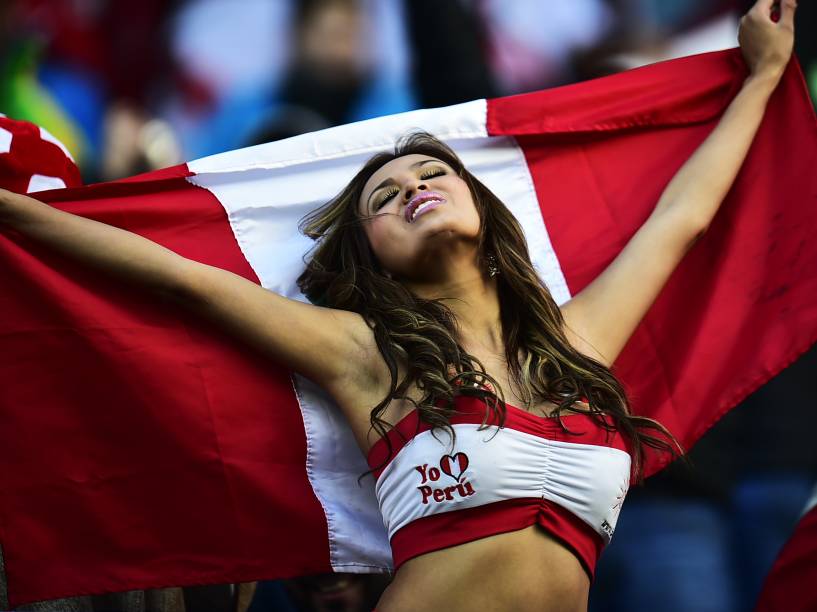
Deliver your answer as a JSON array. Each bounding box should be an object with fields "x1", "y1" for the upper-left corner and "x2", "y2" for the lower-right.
[{"x1": 402, "y1": 251, "x2": 503, "y2": 356}]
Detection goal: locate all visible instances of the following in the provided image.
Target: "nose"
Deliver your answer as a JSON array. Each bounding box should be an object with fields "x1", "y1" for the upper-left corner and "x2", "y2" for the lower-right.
[{"x1": 403, "y1": 180, "x2": 429, "y2": 203}]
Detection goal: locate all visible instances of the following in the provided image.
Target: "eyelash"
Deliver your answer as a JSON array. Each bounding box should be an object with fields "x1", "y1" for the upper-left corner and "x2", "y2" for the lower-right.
[{"x1": 375, "y1": 168, "x2": 446, "y2": 210}]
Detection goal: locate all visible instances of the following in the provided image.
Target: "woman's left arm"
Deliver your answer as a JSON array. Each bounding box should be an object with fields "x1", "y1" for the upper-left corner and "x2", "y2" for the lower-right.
[{"x1": 561, "y1": 0, "x2": 796, "y2": 366}]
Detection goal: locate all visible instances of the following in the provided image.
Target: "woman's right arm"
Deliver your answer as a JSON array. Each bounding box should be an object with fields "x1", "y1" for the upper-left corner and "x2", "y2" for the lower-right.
[{"x1": 0, "y1": 187, "x2": 381, "y2": 395}]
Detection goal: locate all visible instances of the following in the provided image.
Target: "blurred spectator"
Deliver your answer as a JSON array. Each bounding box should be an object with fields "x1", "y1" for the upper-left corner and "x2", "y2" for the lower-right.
[
  {"x1": 244, "y1": 105, "x2": 330, "y2": 148},
  {"x1": 171, "y1": 0, "x2": 292, "y2": 109},
  {"x1": 279, "y1": 0, "x2": 371, "y2": 125},
  {"x1": 478, "y1": 0, "x2": 615, "y2": 92},
  {"x1": 0, "y1": 2, "x2": 91, "y2": 170},
  {"x1": 401, "y1": 0, "x2": 498, "y2": 107},
  {"x1": 0, "y1": 0, "x2": 183, "y2": 181},
  {"x1": 171, "y1": 0, "x2": 415, "y2": 157},
  {"x1": 277, "y1": 0, "x2": 414, "y2": 126}
]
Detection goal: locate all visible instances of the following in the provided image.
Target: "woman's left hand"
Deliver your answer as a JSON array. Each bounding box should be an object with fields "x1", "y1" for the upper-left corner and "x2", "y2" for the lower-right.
[{"x1": 739, "y1": 0, "x2": 797, "y2": 81}]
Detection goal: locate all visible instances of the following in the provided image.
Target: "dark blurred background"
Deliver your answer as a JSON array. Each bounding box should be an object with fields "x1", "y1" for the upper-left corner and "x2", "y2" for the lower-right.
[{"x1": 0, "y1": 1, "x2": 814, "y2": 611}]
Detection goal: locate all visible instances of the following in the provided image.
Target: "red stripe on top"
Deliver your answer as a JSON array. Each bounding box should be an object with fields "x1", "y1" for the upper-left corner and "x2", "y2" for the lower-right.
[
  {"x1": 389, "y1": 497, "x2": 604, "y2": 579},
  {"x1": 367, "y1": 396, "x2": 628, "y2": 479},
  {"x1": 0, "y1": 173, "x2": 331, "y2": 606}
]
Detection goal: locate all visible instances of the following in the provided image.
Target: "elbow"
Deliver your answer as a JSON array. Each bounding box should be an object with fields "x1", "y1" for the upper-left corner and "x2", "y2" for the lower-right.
[
  {"x1": 654, "y1": 189, "x2": 720, "y2": 240},
  {"x1": 691, "y1": 212, "x2": 712, "y2": 239},
  {"x1": 684, "y1": 217, "x2": 710, "y2": 252},
  {"x1": 155, "y1": 258, "x2": 204, "y2": 307},
  {"x1": 653, "y1": 203, "x2": 712, "y2": 250}
]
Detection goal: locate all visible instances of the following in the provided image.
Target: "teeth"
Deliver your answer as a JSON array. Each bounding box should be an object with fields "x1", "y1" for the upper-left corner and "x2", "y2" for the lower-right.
[{"x1": 411, "y1": 200, "x2": 439, "y2": 221}]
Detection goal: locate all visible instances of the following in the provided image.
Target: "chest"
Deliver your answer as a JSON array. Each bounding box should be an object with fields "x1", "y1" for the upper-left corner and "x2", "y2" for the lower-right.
[
  {"x1": 354, "y1": 351, "x2": 577, "y2": 453},
  {"x1": 370, "y1": 406, "x2": 632, "y2": 543}
]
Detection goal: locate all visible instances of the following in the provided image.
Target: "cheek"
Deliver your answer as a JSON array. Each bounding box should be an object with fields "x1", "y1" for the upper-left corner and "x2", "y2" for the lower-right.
[
  {"x1": 364, "y1": 215, "x2": 390, "y2": 245},
  {"x1": 364, "y1": 216, "x2": 407, "y2": 259},
  {"x1": 449, "y1": 181, "x2": 476, "y2": 210},
  {"x1": 452, "y1": 186, "x2": 481, "y2": 229}
]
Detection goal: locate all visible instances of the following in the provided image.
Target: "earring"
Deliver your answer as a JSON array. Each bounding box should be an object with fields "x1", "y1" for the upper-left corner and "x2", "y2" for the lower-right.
[{"x1": 486, "y1": 254, "x2": 499, "y2": 278}]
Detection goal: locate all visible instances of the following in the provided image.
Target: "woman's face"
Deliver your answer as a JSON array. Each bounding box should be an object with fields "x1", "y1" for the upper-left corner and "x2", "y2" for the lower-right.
[{"x1": 357, "y1": 154, "x2": 481, "y2": 278}]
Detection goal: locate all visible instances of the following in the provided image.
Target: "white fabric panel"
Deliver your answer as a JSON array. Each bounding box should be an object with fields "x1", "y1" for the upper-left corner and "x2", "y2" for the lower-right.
[
  {"x1": 0, "y1": 127, "x2": 11, "y2": 154},
  {"x1": 292, "y1": 375, "x2": 392, "y2": 571},
  {"x1": 375, "y1": 424, "x2": 631, "y2": 542},
  {"x1": 27, "y1": 175, "x2": 67, "y2": 193},
  {"x1": 187, "y1": 99, "x2": 571, "y2": 572}
]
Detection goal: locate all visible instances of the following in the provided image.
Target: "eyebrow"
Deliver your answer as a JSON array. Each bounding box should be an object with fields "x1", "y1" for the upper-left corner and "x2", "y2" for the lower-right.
[{"x1": 366, "y1": 159, "x2": 443, "y2": 211}]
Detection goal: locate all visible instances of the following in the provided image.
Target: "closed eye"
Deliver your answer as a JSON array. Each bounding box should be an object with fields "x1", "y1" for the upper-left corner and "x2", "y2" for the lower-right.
[
  {"x1": 412, "y1": 168, "x2": 447, "y2": 202},
  {"x1": 419, "y1": 168, "x2": 446, "y2": 180},
  {"x1": 375, "y1": 187, "x2": 400, "y2": 210}
]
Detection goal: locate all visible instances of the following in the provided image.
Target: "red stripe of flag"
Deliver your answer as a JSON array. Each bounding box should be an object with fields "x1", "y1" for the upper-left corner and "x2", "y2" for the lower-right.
[{"x1": 1, "y1": 171, "x2": 330, "y2": 605}]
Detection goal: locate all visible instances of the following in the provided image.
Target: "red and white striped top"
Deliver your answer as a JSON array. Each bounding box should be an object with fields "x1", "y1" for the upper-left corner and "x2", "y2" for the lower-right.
[{"x1": 367, "y1": 396, "x2": 632, "y2": 576}]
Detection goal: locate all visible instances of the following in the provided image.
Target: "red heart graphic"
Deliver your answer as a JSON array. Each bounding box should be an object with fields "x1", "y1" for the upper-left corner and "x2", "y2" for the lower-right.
[{"x1": 440, "y1": 452, "x2": 469, "y2": 482}]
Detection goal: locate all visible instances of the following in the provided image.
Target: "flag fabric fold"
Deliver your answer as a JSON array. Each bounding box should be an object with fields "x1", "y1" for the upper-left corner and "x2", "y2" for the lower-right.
[{"x1": 0, "y1": 49, "x2": 815, "y2": 607}]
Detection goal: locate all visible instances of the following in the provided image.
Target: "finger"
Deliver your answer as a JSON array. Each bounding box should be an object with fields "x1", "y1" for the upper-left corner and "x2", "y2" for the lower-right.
[
  {"x1": 752, "y1": 0, "x2": 775, "y2": 14},
  {"x1": 778, "y1": 0, "x2": 797, "y2": 28}
]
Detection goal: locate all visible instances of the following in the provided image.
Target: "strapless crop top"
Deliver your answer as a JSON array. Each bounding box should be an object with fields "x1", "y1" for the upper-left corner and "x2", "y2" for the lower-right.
[{"x1": 366, "y1": 396, "x2": 632, "y2": 577}]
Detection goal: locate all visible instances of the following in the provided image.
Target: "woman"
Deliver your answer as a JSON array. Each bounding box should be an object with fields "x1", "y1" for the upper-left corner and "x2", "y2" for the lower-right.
[{"x1": 0, "y1": 2, "x2": 797, "y2": 610}]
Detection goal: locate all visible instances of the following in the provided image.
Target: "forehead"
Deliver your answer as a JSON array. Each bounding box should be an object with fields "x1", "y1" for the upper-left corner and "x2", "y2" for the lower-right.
[{"x1": 360, "y1": 154, "x2": 445, "y2": 203}]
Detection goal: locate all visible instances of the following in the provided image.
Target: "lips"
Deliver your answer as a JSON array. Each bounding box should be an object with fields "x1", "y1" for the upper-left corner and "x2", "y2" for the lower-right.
[{"x1": 405, "y1": 191, "x2": 446, "y2": 223}]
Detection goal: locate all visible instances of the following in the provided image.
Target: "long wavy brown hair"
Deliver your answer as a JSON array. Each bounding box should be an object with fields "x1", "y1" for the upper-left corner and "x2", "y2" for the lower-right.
[{"x1": 297, "y1": 131, "x2": 679, "y2": 481}]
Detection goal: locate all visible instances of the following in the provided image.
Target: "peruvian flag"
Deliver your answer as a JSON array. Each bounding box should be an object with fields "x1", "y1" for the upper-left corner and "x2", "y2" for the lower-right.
[{"x1": 0, "y1": 49, "x2": 815, "y2": 607}]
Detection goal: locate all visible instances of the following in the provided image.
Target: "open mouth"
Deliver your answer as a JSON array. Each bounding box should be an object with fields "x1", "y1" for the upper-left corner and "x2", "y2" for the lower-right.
[{"x1": 405, "y1": 192, "x2": 446, "y2": 223}]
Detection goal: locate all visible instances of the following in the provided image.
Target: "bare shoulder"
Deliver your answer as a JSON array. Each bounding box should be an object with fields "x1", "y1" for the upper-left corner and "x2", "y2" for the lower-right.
[{"x1": 324, "y1": 312, "x2": 409, "y2": 448}]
